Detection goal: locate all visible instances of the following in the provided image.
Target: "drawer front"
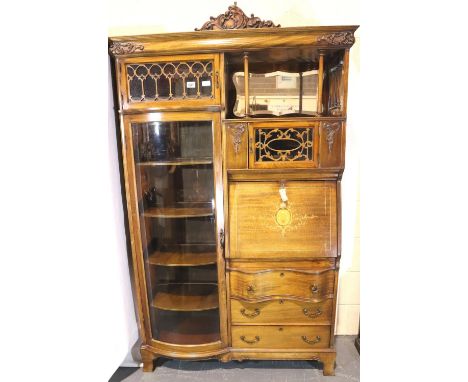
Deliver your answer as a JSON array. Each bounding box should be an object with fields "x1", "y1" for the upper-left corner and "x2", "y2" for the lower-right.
[
  {"x1": 231, "y1": 298, "x2": 333, "y2": 324},
  {"x1": 229, "y1": 269, "x2": 335, "y2": 300},
  {"x1": 248, "y1": 122, "x2": 319, "y2": 169},
  {"x1": 231, "y1": 325, "x2": 331, "y2": 349},
  {"x1": 229, "y1": 181, "x2": 337, "y2": 258},
  {"x1": 120, "y1": 54, "x2": 221, "y2": 110}
]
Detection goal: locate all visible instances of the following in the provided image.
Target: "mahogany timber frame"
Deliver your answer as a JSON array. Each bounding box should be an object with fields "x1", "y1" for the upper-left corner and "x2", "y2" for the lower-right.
[{"x1": 109, "y1": 4, "x2": 357, "y2": 377}]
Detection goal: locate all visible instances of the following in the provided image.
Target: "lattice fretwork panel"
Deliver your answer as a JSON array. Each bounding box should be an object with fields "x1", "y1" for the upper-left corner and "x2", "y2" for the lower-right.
[
  {"x1": 126, "y1": 61, "x2": 214, "y2": 102},
  {"x1": 254, "y1": 127, "x2": 314, "y2": 162}
]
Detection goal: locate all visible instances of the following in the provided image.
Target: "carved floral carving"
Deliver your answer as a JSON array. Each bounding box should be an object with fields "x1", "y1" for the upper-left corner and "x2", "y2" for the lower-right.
[
  {"x1": 228, "y1": 123, "x2": 246, "y2": 154},
  {"x1": 323, "y1": 122, "x2": 341, "y2": 153},
  {"x1": 196, "y1": 2, "x2": 280, "y2": 31},
  {"x1": 109, "y1": 42, "x2": 144, "y2": 55},
  {"x1": 317, "y1": 32, "x2": 355, "y2": 46}
]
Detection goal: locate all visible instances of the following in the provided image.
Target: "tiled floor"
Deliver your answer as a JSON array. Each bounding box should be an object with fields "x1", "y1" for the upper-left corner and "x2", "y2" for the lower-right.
[{"x1": 120, "y1": 336, "x2": 359, "y2": 382}]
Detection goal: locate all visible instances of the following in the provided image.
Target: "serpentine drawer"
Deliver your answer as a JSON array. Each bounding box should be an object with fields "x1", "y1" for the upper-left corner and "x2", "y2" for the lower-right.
[
  {"x1": 229, "y1": 268, "x2": 335, "y2": 301},
  {"x1": 231, "y1": 325, "x2": 331, "y2": 349},
  {"x1": 231, "y1": 298, "x2": 333, "y2": 325}
]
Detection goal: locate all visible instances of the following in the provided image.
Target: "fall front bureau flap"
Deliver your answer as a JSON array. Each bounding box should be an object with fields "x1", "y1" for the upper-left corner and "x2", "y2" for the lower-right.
[{"x1": 228, "y1": 181, "x2": 337, "y2": 258}]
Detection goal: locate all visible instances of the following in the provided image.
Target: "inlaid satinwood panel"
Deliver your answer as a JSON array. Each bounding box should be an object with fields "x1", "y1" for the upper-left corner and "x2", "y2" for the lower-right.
[
  {"x1": 231, "y1": 325, "x2": 331, "y2": 349},
  {"x1": 229, "y1": 269, "x2": 335, "y2": 301},
  {"x1": 231, "y1": 298, "x2": 333, "y2": 325},
  {"x1": 229, "y1": 181, "x2": 337, "y2": 258}
]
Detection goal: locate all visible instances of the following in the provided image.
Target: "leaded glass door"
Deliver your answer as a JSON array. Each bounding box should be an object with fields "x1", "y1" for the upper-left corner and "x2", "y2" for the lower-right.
[
  {"x1": 119, "y1": 54, "x2": 221, "y2": 111},
  {"x1": 122, "y1": 112, "x2": 225, "y2": 347}
]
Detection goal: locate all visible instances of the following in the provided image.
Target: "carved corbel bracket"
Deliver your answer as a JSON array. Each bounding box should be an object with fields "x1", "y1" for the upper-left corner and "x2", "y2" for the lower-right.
[
  {"x1": 323, "y1": 122, "x2": 342, "y2": 153},
  {"x1": 196, "y1": 2, "x2": 280, "y2": 31},
  {"x1": 317, "y1": 32, "x2": 355, "y2": 46},
  {"x1": 109, "y1": 42, "x2": 144, "y2": 55},
  {"x1": 228, "y1": 123, "x2": 246, "y2": 154}
]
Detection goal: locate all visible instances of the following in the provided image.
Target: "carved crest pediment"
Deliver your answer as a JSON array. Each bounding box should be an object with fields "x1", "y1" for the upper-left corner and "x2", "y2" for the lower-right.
[{"x1": 195, "y1": 2, "x2": 280, "y2": 31}]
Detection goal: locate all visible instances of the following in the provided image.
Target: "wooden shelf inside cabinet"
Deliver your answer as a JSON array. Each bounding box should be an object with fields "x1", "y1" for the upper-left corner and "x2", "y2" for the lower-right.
[
  {"x1": 143, "y1": 207, "x2": 214, "y2": 218},
  {"x1": 137, "y1": 158, "x2": 213, "y2": 167},
  {"x1": 148, "y1": 251, "x2": 217, "y2": 266},
  {"x1": 152, "y1": 283, "x2": 219, "y2": 311},
  {"x1": 158, "y1": 330, "x2": 220, "y2": 345}
]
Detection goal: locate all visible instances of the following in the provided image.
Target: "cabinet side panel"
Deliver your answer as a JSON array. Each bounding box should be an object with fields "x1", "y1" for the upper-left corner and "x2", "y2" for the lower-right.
[
  {"x1": 225, "y1": 123, "x2": 248, "y2": 169},
  {"x1": 319, "y1": 121, "x2": 344, "y2": 168}
]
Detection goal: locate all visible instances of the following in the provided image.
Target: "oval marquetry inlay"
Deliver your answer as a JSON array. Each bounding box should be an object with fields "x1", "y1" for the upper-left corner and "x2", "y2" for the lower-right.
[{"x1": 275, "y1": 208, "x2": 292, "y2": 226}]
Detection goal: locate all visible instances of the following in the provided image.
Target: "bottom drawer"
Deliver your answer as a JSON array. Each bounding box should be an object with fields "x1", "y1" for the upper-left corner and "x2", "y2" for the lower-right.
[{"x1": 231, "y1": 325, "x2": 331, "y2": 349}]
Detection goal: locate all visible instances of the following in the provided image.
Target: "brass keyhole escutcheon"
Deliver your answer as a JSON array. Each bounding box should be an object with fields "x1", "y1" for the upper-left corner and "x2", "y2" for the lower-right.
[
  {"x1": 310, "y1": 284, "x2": 319, "y2": 294},
  {"x1": 247, "y1": 285, "x2": 256, "y2": 294},
  {"x1": 279, "y1": 299, "x2": 284, "y2": 304}
]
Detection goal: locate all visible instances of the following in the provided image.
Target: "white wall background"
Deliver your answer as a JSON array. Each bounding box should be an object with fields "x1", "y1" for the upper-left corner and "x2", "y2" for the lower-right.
[
  {"x1": 108, "y1": 61, "x2": 140, "y2": 366},
  {"x1": 1, "y1": 2, "x2": 141, "y2": 377}
]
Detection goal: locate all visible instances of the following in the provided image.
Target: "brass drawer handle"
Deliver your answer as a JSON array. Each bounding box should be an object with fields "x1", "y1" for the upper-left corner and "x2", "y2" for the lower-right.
[
  {"x1": 301, "y1": 335, "x2": 321, "y2": 345},
  {"x1": 303, "y1": 307, "x2": 322, "y2": 318},
  {"x1": 246, "y1": 285, "x2": 256, "y2": 294},
  {"x1": 310, "y1": 284, "x2": 320, "y2": 294},
  {"x1": 240, "y1": 308, "x2": 260, "y2": 318},
  {"x1": 240, "y1": 335, "x2": 260, "y2": 344}
]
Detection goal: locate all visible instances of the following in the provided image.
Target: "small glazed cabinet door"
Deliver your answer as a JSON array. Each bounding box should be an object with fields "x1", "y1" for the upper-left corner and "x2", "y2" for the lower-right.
[
  {"x1": 119, "y1": 54, "x2": 221, "y2": 111},
  {"x1": 248, "y1": 121, "x2": 319, "y2": 169},
  {"x1": 121, "y1": 111, "x2": 227, "y2": 352},
  {"x1": 229, "y1": 181, "x2": 337, "y2": 258}
]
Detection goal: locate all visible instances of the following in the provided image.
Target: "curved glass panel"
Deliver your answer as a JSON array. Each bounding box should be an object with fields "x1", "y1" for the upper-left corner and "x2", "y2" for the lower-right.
[{"x1": 132, "y1": 120, "x2": 220, "y2": 345}]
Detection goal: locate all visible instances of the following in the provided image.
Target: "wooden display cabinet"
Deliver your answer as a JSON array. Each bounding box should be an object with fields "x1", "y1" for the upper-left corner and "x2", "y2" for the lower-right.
[{"x1": 109, "y1": 3, "x2": 357, "y2": 377}]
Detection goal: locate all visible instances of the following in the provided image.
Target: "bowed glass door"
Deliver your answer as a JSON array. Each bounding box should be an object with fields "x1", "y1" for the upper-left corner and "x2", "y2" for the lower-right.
[{"x1": 125, "y1": 112, "x2": 224, "y2": 346}]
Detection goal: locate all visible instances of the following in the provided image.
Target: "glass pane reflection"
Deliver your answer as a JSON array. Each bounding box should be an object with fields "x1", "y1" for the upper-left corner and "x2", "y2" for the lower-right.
[{"x1": 132, "y1": 120, "x2": 220, "y2": 345}]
